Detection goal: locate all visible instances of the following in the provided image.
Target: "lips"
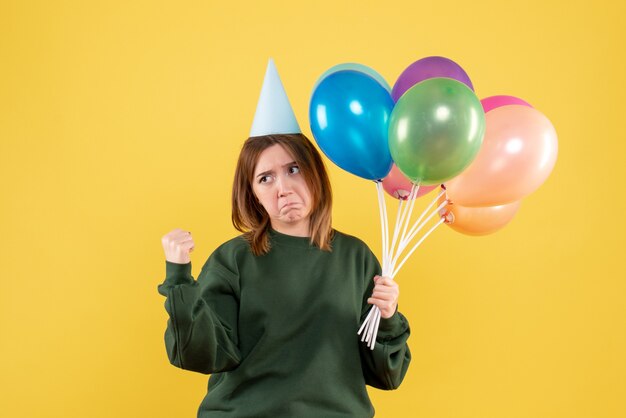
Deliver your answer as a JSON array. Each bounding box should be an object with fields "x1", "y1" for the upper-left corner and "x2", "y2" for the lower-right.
[{"x1": 281, "y1": 202, "x2": 301, "y2": 211}]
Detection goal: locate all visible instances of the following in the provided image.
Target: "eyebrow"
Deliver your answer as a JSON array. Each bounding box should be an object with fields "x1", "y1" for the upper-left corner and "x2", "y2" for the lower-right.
[{"x1": 255, "y1": 161, "x2": 298, "y2": 178}]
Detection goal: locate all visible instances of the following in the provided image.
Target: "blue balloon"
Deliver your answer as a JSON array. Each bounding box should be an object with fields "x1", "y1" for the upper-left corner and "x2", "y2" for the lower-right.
[
  {"x1": 313, "y1": 63, "x2": 392, "y2": 94},
  {"x1": 309, "y1": 70, "x2": 394, "y2": 180}
]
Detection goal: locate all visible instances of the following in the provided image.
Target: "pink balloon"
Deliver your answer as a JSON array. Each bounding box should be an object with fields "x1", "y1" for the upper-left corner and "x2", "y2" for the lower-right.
[
  {"x1": 481, "y1": 95, "x2": 532, "y2": 113},
  {"x1": 444, "y1": 105, "x2": 558, "y2": 207},
  {"x1": 383, "y1": 164, "x2": 438, "y2": 199}
]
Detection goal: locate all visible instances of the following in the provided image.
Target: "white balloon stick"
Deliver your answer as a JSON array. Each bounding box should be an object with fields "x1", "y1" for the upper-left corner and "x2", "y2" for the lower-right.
[{"x1": 392, "y1": 218, "x2": 445, "y2": 278}]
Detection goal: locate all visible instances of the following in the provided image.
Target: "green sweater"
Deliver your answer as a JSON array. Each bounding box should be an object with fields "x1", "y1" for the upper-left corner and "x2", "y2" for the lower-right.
[{"x1": 157, "y1": 228, "x2": 411, "y2": 417}]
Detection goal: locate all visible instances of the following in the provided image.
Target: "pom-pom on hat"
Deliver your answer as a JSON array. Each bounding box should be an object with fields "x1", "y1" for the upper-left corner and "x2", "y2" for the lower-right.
[{"x1": 249, "y1": 58, "x2": 301, "y2": 137}]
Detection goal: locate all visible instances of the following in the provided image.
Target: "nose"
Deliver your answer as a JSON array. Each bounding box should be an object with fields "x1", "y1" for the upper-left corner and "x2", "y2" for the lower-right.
[{"x1": 276, "y1": 174, "x2": 293, "y2": 197}]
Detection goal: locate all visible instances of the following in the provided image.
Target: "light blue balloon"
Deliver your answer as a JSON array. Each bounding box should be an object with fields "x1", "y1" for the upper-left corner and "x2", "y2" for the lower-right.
[
  {"x1": 313, "y1": 63, "x2": 392, "y2": 93},
  {"x1": 309, "y1": 70, "x2": 394, "y2": 180}
]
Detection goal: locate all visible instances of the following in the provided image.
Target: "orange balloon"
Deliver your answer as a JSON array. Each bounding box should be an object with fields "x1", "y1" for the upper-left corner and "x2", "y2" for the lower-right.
[
  {"x1": 444, "y1": 105, "x2": 558, "y2": 207},
  {"x1": 438, "y1": 196, "x2": 521, "y2": 236}
]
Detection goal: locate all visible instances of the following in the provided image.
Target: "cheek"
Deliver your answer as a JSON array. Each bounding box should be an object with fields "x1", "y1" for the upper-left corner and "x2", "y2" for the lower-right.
[
  {"x1": 255, "y1": 190, "x2": 277, "y2": 212},
  {"x1": 300, "y1": 184, "x2": 314, "y2": 207}
]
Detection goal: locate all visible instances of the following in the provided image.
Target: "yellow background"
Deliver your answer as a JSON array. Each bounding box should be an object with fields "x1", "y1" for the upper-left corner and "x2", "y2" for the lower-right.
[{"x1": 1, "y1": 0, "x2": 625, "y2": 417}]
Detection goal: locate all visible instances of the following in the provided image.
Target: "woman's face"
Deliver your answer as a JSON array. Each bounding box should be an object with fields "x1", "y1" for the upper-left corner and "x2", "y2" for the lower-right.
[{"x1": 252, "y1": 144, "x2": 313, "y2": 235}]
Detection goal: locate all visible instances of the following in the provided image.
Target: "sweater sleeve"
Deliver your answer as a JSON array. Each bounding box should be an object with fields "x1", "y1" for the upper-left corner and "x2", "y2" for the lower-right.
[
  {"x1": 157, "y1": 257, "x2": 242, "y2": 375},
  {"x1": 358, "y1": 249, "x2": 412, "y2": 390}
]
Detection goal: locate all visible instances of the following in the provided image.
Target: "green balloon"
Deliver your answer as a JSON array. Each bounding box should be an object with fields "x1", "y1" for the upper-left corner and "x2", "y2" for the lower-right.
[{"x1": 388, "y1": 77, "x2": 485, "y2": 185}]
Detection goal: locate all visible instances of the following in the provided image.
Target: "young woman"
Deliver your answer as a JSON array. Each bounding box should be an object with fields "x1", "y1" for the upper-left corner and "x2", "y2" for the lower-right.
[{"x1": 158, "y1": 133, "x2": 411, "y2": 417}]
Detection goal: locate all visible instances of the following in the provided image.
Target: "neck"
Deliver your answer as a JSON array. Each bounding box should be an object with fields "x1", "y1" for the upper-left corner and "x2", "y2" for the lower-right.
[{"x1": 271, "y1": 220, "x2": 310, "y2": 237}]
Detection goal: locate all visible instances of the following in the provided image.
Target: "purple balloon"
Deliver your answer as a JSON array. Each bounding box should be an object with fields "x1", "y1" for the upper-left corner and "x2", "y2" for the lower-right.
[
  {"x1": 481, "y1": 95, "x2": 532, "y2": 113},
  {"x1": 391, "y1": 56, "x2": 474, "y2": 102}
]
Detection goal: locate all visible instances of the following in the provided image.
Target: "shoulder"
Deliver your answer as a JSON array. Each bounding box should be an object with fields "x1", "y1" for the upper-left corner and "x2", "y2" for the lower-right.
[
  {"x1": 331, "y1": 229, "x2": 375, "y2": 255},
  {"x1": 213, "y1": 234, "x2": 251, "y2": 256},
  {"x1": 201, "y1": 234, "x2": 252, "y2": 275},
  {"x1": 331, "y1": 229, "x2": 381, "y2": 277}
]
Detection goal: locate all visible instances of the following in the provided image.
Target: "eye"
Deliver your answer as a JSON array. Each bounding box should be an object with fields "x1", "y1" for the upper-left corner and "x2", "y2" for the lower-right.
[
  {"x1": 258, "y1": 175, "x2": 273, "y2": 184},
  {"x1": 288, "y1": 165, "x2": 300, "y2": 175}
]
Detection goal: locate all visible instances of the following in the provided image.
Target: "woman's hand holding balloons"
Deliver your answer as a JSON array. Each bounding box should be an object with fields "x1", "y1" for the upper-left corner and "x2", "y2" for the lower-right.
[
  {"x1": 161, "y1": 228, "x2": 195, "y2": 264},
  {"x1": 367, "y1": 275, "x2": 399, "y2": 319}
]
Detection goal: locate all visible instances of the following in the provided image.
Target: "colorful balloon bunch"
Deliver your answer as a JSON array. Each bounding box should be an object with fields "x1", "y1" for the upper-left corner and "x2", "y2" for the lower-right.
[
  {"x1": 309, "y1": 57, "x2": 558, "y2": 347},
  {"x1": 440, "y1": 95, "x2": 558, "y2": 234}
]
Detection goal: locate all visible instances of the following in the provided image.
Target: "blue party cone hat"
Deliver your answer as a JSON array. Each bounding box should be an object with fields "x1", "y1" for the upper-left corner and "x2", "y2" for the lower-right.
[{"x1": 249, "y1": 58, "x2": 301, "y2": 137}]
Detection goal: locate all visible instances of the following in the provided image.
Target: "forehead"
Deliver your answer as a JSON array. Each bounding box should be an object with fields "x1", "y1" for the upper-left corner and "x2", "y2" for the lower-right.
[{"x1": 254, "y1": 144, "x2": 296, "y2": 173}]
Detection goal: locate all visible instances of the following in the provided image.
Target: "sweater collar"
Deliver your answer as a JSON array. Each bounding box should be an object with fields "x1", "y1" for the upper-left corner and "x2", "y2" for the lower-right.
[{"x1": 268, "y1": 228, "x2": 316, "y2": 248}]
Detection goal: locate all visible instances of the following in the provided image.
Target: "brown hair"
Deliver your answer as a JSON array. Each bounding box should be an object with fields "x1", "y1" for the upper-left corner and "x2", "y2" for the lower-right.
[{"x1": 231, "y1": 133, "x2": 333, "y2": 256}]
